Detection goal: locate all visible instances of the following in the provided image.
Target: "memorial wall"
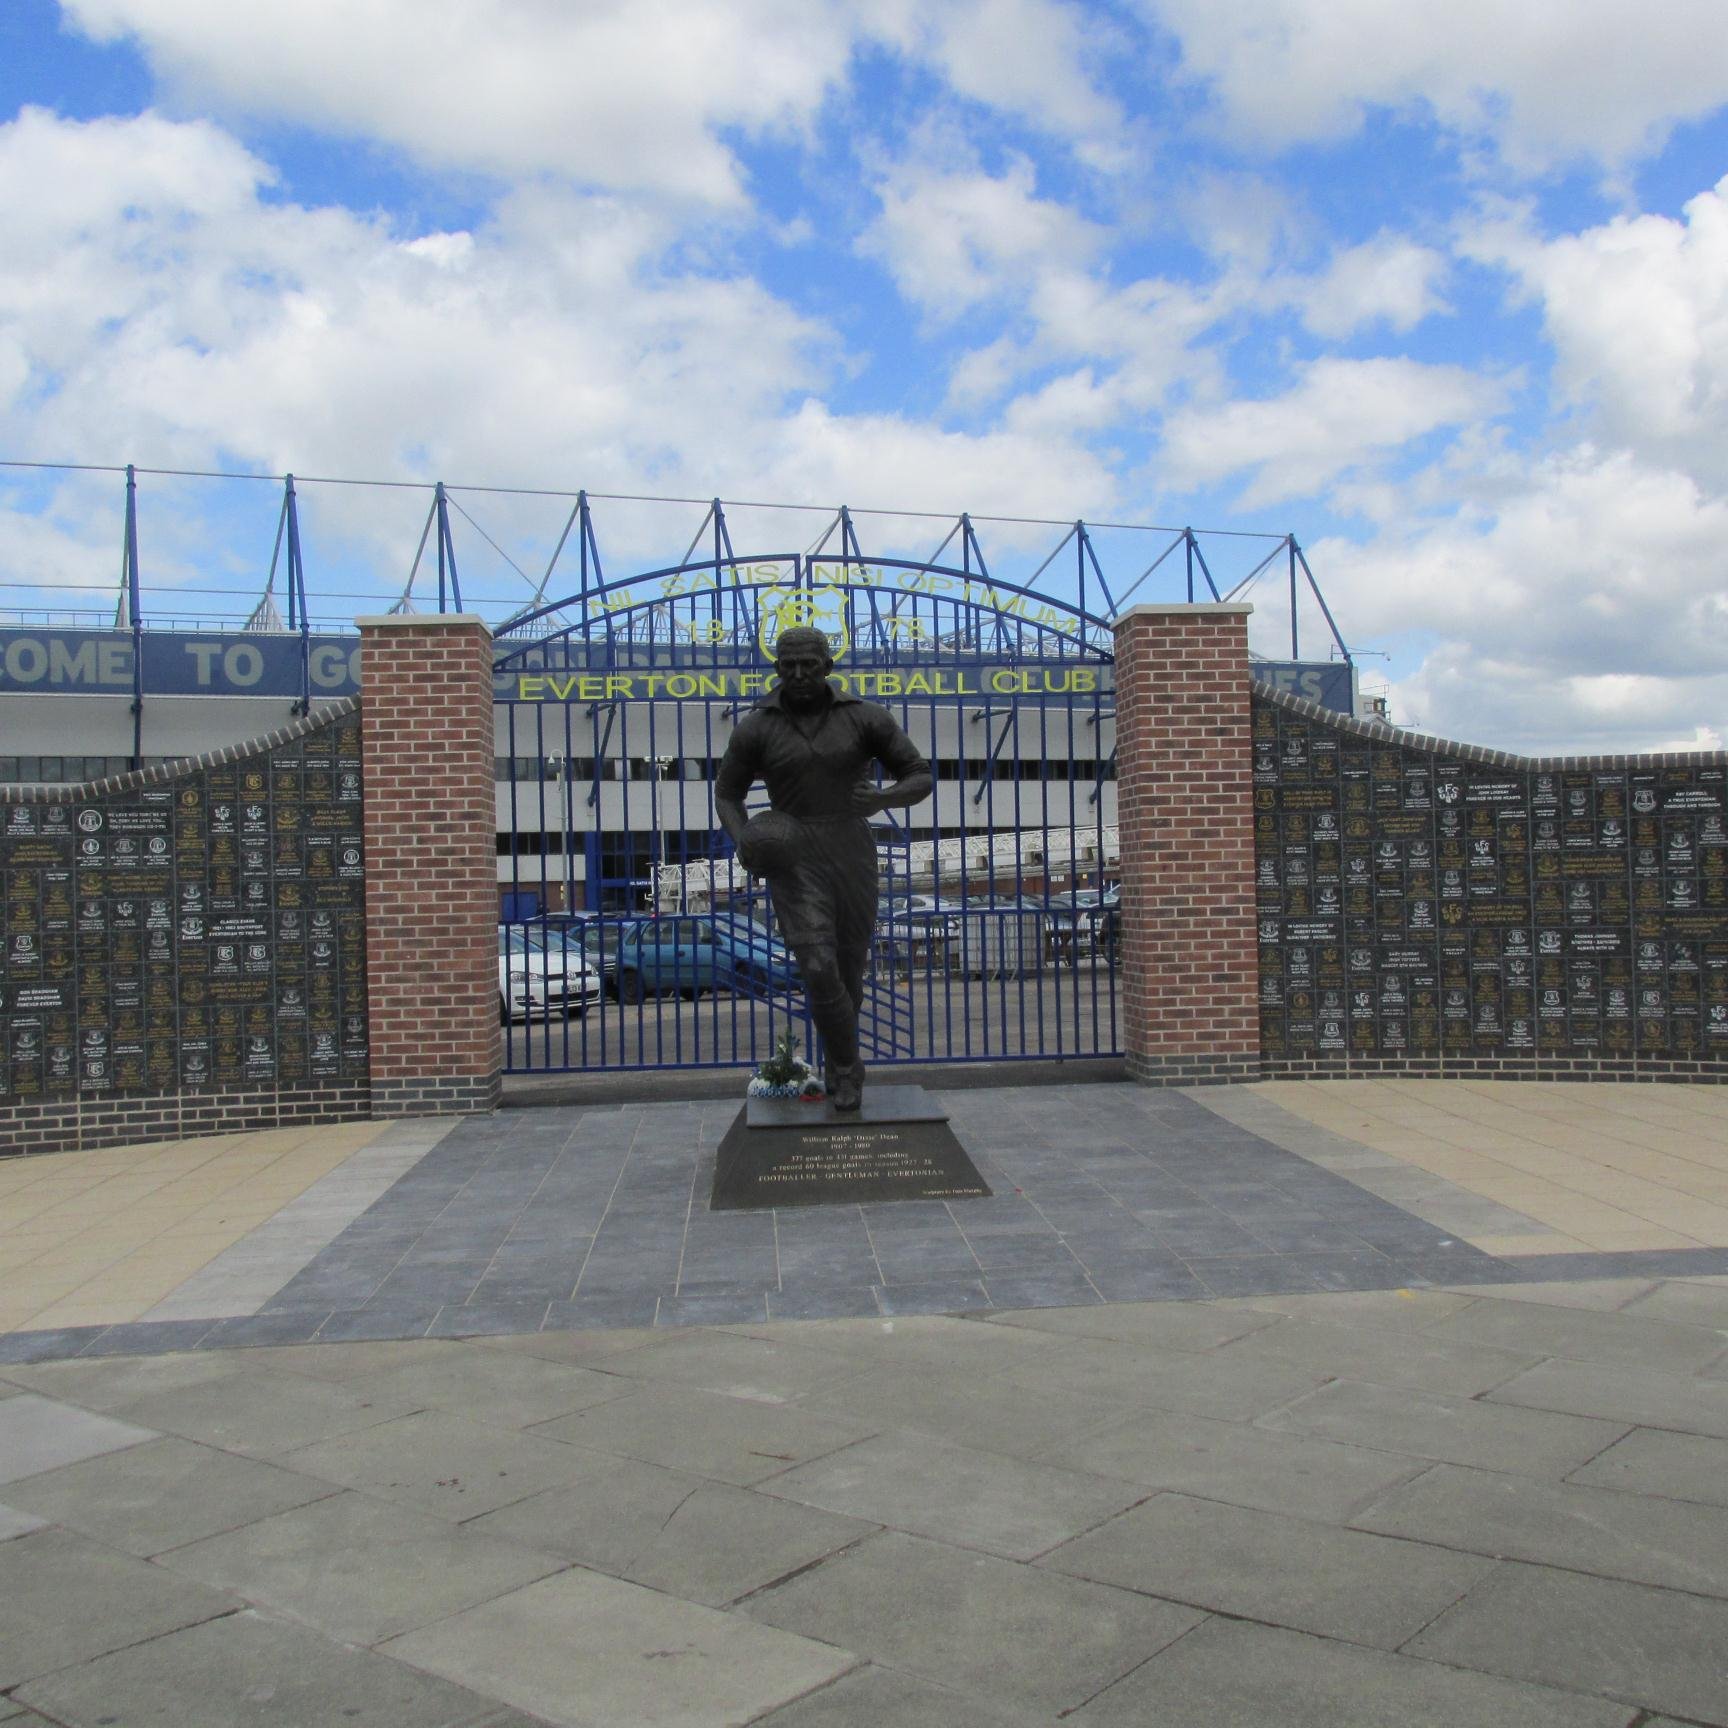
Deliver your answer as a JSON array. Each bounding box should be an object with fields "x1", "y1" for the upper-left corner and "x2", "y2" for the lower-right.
[
  {"x1": 1252, "y1": 687, "x2": 1728, "y2": 1078},
  {"x1": 1, "y1": 703, "x2": 369, "y2": 1151}
]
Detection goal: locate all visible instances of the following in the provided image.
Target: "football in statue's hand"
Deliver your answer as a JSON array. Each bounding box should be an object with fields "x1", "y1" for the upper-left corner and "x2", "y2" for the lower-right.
[{"x1": 736, "y1": 811, "x2": 803, "y2": 880}]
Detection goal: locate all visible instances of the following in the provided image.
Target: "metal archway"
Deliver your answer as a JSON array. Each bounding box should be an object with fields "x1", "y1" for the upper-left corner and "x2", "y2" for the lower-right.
[{"x1": 493, "y1": 554, "x2": 1121, "y2": 1077}]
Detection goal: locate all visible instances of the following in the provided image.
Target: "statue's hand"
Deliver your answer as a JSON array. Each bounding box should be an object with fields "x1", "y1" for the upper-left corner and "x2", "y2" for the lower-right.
[{"x1": 851, "y1": 784, "x2": 884, "y2": 814}]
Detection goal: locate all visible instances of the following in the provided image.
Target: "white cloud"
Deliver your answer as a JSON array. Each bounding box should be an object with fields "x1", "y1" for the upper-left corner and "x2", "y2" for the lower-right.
[
  {"x1": 1319, "y1": 446, "x2": 1728, "y2": 750},
  {"x1": 1466, "y1": 179, "x2": 1728, "y2": 481},
  {"x1": 1286, "y1": 233, "x2": 1449, "y2": 339},
  {"x1": 61, "y1": 0, "x2": 1127, "y2": 202},
  {"x1": 1159, "y1": 357, "x2": 1504, "y2": 507},
  {"x1": 1143, "y1": 0, "x2": 1728, "y2": 172},
  {"x1": 862, "y1": 151, "x2": 1105, "y2": 318},
  {"x1": 0, "y1": 108, "x2": 1123, "y2": 599}
]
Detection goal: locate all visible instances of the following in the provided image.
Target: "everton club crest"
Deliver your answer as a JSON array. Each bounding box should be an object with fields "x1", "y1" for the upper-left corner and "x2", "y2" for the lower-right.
[{"x1": 757, "y1": 587, "x2": 850, "y2": 662}]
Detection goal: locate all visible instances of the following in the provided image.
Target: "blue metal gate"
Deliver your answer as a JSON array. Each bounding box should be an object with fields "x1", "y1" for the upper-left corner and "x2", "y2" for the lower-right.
[{"x1": 492, "y1": 540, "x2": 1119, "y2": 1075}]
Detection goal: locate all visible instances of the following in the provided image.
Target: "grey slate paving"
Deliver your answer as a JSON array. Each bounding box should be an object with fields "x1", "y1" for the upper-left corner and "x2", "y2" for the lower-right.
[
  {"x1": 1071, "y1": 1617, "x2": 1638, "y2": 1728},
  {"x1": 743, "y1": 1529, "x2": 1205, "y2": 1716},
  {"x1": 1407, "y1": 1561, "x2": 1728, "y2": 1725},
  {"x1": 1043, "y1": 1492, "x2": 1495, "y2": 1649}
]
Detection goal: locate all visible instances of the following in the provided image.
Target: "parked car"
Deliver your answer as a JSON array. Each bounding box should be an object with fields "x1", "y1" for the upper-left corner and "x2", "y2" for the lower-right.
[
  {"x1": 498, "y1": 926, "x2": 604, "y2": 1022},
  {"x1": 611, "y1": 914, "x2": 798, "y2": 1001}
]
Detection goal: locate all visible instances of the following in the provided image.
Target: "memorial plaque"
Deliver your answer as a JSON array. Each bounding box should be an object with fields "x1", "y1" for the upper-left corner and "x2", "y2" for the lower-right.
[
  {"x1": 710, "y1": 1086, "x2": 991, "y2": 1210},
  {"x1": 0, "y1": 710, "x2": 368, "y2": 1107},
  {"x1": 1252, "y1": 693, "x2": 1725, "y2": 1065}
]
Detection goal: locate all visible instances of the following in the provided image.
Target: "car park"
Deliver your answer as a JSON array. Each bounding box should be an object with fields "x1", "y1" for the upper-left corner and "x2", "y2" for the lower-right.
[
  {"x1": 498, "y1": 925, "x2": 605, "y2": 1022},
  {"x1": 611, "y1": 913, "x2": 798, "y2": 1001}
]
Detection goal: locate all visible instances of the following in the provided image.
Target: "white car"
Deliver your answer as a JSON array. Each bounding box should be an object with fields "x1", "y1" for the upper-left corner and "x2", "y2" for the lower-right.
[{"x1": 498, "y1": 926, "x2": 604, "y2": 1023}]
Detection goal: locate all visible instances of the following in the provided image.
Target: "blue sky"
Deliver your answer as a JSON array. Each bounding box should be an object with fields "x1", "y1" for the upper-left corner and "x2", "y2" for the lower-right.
[{"x1": 2, "y1": 0, "x2": 1726, "y2": 751}]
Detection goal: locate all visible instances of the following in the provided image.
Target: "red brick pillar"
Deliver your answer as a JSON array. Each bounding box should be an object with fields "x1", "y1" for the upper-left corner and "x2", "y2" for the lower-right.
[
  {"x1": 1112, "y1": 603, "x2": 1260, "y2": 1085},
  {"x1": 358, "y1": 615, "x2": 501, "y2": 1116}
]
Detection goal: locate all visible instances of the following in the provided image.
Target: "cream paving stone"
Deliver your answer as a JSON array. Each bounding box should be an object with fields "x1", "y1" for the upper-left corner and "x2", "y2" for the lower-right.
[
  {"x1": 0, "y1": 1392, "x2": 157, "y2": 1484},
  {"x1": 1070, "y1": 1616, "x2": 1638, "y2": 1728},
  {"x1": 160, "y1": 1489, "x2": 570, "y2": 1644},
  {"x1": 14, "y1": 1607, "x2": 519, "y2": 1728},
  {"x1": 380, "y1": 1566, "x2": 856, "y2": 1728},
  {"x1": 533, "y1": 1380, "x2": 879, "y2": 1486},
  {"x1": 279, "y1": 1407, "x2": 620, "y2": 1521},
  {"x1": 1043, "y1": 1492, "x2": 1493, "y2": 1650},
  {"x1": 0, "y1": 1527, "x2": 238, "y2": 1690},
  {"x1": 2, "y1": 1435, "x2": 339, "y2": 1555},
  {"x1": 744, "y1": 1529, "x2": 1204, "y2": 1717},
  {"x1": 760, "y1": 1428, "x2": 1144, "y2": 1560}
]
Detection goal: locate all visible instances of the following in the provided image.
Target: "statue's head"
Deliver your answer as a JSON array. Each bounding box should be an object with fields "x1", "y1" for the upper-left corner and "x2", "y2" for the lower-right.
[{"x1": 773, "y1": 627, "x2": 835, "y2": 710}]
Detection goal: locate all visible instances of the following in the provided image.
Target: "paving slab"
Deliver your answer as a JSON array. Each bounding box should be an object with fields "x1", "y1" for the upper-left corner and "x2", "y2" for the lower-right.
[
  {"x1": 994, "y1": 1331, "x2": 1329, "y2": 1421},
  {"x1": 1212, "y1": 1287, "x2": 1480, "y2": 1331},
  {"x1": 0, "y1": 1526, "x2": 237, "y2": 1689},
  {"x1": 354, "y1": 1345, "x2": 640, "y2": 1427},
  {"x1": 1053, "y1": 1406, "x2": 1428, "y2": 1519},
  {"x1": 467, "y1": 1462, "x2": 877, "y2": 1606},
  {"x1": 796, "y1": 1360, "x2": 1135, "y2": 1462},
  {"x1": 1042, "y1": 1491, "x2": 1493, "y2": 1650},
  {"x1": 0, "y1": 1504, "x2": 47, "y2": 1541},
  {"x1": 1485, "y1": 1356, "x2": 1728, "y2": 1437},
  {"x1": 109, "y1": 1368, "x2": 419, "y2": 1456},
  {"x1": 1214, "y1": 1314, "x2": 1540, "y2": 1397},
  {"x1": 0, "y1": 1392, "x2": 157, "y2": 1484},
  {"x1": 278, "y1": 1407, "x2": 615, "y2": 1520},
  {"x1": 1567, "y1": 1425, "x2": 1728, "y2": 1507},
  {"x1": 742, "y1": 1313, "x2": 1066, "y2": 1375},
  {"x1": 1354, "y1": 1460, "x2": 1728, "y2": 1597},
  {"x1": 0, "y1": 1346, "x2": 260, "y2": 1412},
  {"x1": 1069, "y1": 1616, "x2": 1636, "y2": 1728},
  {"x1": 745, "y1": 1529, "x2": 1205, "y2": 1716},
  {"x1": 596, "y1": 1327, "x2": 866, "y2": 1403},
  {"x1": 380, "y1": 1566, "x2": 856, "y2": 1728},
  {"x1": 760, "y1": 1428, "x2": 1144, "y2": 1560},
  {"x1": 0, "y1": 1435, "x2": 338, "y2": 1555},
  {"x1": 1420, "y1": 1294, "x2": 1728, "y2": 1373},
  {"x1": 980, "y1": 1298, "x2": 1284, "y2": 1350},
  {"x1": 1407, "y1": 1560, "x2": 1728, "y2": 1725},
  {"x1": 1262, "y1": 1378, "x2": 1631, "y2": 1477},
  {"x1": 13, "y1": 1606, "x2": 515, "y2": 1727},
  {"x1": 1621, "y1": 1279, "x2": 1728, "y2": 1329},
  {"x1": 158, "y1": 1489, "x2": 569, "y2": 1644},
  {"x1": 532, "y1": 1380, "x2": 877, "y2": 1485},
  {"x1": 751, "y1": 1663, "x2": 1042, "y2": 1728}
]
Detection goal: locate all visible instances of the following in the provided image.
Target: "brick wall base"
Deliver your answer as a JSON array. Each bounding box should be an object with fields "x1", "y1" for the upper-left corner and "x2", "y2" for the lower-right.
[
  {"x1": 370, "y1": 1075, "x2": 501, "y2": 1118},
  {"x1": 2, "y1": 1083, "x2": 373, "y2": 1158},
  {"x1": 1260, "y1": 1055, "x2": 1726, "y2": 1084},
  {"x1": 1127, "y1": 1053, "x2": 1265, "y2": 1087}
]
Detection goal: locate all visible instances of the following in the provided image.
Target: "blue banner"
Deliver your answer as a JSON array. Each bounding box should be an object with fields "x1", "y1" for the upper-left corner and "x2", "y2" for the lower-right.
[{"x1": 0, "y1": 628, "x2": 1359, "y2": 715}]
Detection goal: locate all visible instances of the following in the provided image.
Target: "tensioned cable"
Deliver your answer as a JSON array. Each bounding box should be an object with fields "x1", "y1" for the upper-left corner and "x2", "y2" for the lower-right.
[{"x1": 0, "y1": 458, "x2": 1288, "y2": 539}]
